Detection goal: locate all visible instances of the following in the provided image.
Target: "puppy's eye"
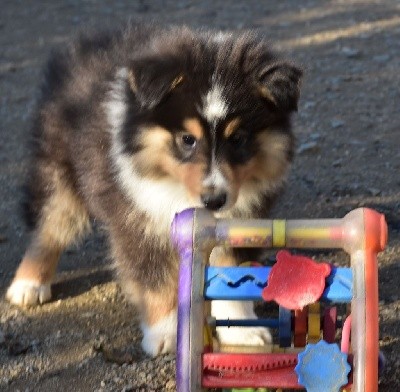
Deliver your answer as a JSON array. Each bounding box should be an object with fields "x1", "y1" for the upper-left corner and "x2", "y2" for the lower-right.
[
  {"x1": 181, "y1": 134, "x2": 197, "y2": 149},
  {"x1": 230, "y1": 131, "x2": 248, "y2": 147},
  {"x1": 176, "y1": 133, "x2": 197, "y2": 159}
]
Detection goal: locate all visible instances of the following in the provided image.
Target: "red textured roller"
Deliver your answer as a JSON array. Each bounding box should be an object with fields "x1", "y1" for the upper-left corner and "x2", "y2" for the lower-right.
[{"x1": 202, "y1": 353, "x2": 302, "y2": 389}]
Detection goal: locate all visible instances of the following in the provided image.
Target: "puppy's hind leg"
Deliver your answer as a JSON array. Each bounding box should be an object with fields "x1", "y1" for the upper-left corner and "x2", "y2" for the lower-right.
[{"x1": 7, "y1": 172, "x2": 90, "y2": 306}]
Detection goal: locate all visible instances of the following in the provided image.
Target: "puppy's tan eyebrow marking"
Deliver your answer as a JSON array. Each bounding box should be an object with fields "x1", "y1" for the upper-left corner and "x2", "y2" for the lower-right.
[
  {"x1": 183, "y1": 118, "x2": 204, "y2": 139},
  {"x1": 224, "y1": 117, "x2": 241, "y2": 138},
  {"x1": 170, "y1": 74, "x2": 184, "y2": 91}
]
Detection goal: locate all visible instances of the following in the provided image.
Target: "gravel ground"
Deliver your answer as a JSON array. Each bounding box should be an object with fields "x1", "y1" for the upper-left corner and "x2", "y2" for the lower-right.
[{"x1": 0, "y1": 1, "x2": 399, "y2": 391}]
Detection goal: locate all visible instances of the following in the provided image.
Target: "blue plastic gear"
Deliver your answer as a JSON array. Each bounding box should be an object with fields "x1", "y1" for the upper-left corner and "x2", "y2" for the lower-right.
[{"x1": 295, "y1": 341, "x2": 351, "y2": 392}]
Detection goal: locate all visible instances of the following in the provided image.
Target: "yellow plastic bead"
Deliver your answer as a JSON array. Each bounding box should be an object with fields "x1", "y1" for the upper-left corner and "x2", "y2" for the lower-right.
[{"x1": 308, "y1": 303, "x2": 321, "y2": 343}]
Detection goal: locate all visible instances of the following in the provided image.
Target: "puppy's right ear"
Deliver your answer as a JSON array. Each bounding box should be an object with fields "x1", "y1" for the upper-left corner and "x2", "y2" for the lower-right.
[
  {"x1": 128, "y1": 56, "x2": 184, "y2": 109},
  {"x1": 257, "y1": 62, "x2": 303, "y2": 112}
]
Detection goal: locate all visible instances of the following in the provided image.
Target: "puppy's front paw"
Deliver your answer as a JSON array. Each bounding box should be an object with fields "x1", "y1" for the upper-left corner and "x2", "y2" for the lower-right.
[
  {"x1": 6, "y1": 279, "x2": 52, "y2": 306},
  {"x1": 216, "y1": 325, "x2": 273, "y2": 347},
  {"x1": 212, "y1": 300, "x2": 272, "y2": 347},
  {"x1": 141, "y1": 310, "x2": 177, "y2": 357}
]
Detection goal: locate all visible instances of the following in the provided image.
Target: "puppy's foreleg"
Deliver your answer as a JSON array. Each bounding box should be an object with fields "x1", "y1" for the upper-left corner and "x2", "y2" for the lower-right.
[
  {"x1": 7, "y1": 177, "x2": 90, "y2": 306},
  {"x1": 6, "y1": 238, "x2": 60, "y2": 306},
  {"x1": 120, "y1": 278, "x2": 178, "y2": 357}
]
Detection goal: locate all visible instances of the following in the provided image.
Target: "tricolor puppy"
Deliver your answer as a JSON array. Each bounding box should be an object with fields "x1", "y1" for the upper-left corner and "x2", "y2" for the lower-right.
[{"x1": 6, "y1": 25, "x2": 302, "y2": 356}]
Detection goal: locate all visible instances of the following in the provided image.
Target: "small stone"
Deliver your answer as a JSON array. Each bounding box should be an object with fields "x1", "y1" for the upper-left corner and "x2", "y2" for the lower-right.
[
  {"x1": 368, "y1": 188, "x2": 381, "y2": 196},
  {"x1": 309, "y1": 132, "x2": 321, "y2": 141},
  {"x1": 138, "y1": 371, "x2": 146, "y2": 381},
  {"x1": 297, "y1": 141, "x2": 319, "y2": 155},
  {"x1": 373, "y1": 54, "x2": 391, "y2": 63},
  {"x1": 332, "y1": 159, "x2": 342, "y2": 167},
  {"x1": 304, "y1": 100, "x2": 316, "y2": 109},
  {"x1": 166, "y1": 379, "x2": 176, "y2": 390},
  {"x1": 341, "y1": 46, "x2": 362, "y2": 58},
  {"x1": 77, "y1": 358, "x2": 90, "y2": 369},
  {"x1": 331, "y1": 119, "x2": 345, "y2": 128}
]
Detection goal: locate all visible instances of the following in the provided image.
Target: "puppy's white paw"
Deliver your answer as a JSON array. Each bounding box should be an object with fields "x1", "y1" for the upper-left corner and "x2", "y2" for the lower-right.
[
  {"x1": 6, "y1": 279, "x2": 52, "y2": 306},
  {"x1": 141, "y1": 310, "x2": 177, "y2": 357},
  {"x1": 216, "y1": 325, "x2": 273, "y2": 347},
  {"x1": 212, "y1": 300, "x2": 272, "y2": 347}
]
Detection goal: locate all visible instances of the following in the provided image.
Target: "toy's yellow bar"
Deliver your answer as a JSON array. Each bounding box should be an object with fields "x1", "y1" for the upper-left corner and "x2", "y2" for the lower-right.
[
  {"x1": 272, "y1": 220, "x2": 286, "y2": 247},
  {"x1": 219, "y1": 218, "x2": 344, "y2": 249},
  {"x1": 226, "y1": 227, "x2": 273, "y2": 247},
  {"x1": 287, "y1": 227, "x2": 333, "y2": 240},
  {"x1": 228, "y1": 227, "x2": 272, "y2": 238}
]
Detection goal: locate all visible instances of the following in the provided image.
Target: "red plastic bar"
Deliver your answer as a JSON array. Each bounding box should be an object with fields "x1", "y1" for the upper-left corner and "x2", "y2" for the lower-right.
[
  {"x1": 202, "y1": 353, "x2": 301, "y2": 389},
  {"x1": 363, "y1": 209, "x2": 386, "y2": 391}
]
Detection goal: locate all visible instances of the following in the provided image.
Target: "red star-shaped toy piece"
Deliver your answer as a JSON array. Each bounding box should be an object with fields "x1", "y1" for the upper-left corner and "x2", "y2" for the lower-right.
[{"x1": 262, "y1": 250, "x2": 331, "y2": 309}]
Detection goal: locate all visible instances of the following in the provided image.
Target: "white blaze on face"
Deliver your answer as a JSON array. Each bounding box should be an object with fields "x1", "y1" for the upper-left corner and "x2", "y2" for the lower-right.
[
  {"x1": 202, "y1": 165, "x2": 227, "y2": 190},
  {"x1": 200, "y1": 81, "x2": 232, "y2": 207},
  {"x1": 202, "y1": 163, "x2": 234, "y2": 210},
  {"x1": 202, "y1": 83, "x2": 229, "y2": 124}
]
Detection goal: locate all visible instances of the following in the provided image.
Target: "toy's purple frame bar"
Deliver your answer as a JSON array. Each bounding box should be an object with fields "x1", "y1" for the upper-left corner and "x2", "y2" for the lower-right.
[
  {"x1": 172, "y1": 208, "x2": 195, "y2": 391},
  {"x1": 172, "y1": 209, "x2": 217, "y2": 391}
]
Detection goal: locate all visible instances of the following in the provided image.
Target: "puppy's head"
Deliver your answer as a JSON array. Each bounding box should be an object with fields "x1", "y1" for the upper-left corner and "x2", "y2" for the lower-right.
[{"x1": 119, "y1": 30, "x2": 302, "y2": 214}]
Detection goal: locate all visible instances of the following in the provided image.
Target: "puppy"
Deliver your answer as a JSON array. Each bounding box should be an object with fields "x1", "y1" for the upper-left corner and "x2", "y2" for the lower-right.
[{"x1": 6, "y1": 24, "x2": 302, "y2": 356}]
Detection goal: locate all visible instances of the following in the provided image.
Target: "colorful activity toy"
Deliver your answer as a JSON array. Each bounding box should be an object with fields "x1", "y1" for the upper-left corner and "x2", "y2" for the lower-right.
[{"x1": 171, "y1": 208, "x2": 387, "y2": 392}]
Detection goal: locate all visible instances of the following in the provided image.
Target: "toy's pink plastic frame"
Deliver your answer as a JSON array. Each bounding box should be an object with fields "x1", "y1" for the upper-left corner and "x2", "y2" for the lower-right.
[{"x1": 177, "y1": 207, "x2": 386, "y2": 392}]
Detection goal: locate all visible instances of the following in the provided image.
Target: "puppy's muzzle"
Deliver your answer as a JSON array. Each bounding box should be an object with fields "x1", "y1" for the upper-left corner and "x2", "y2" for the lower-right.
[{"x1": 201, "y1": 192, "x2": 227, "y2": 211}]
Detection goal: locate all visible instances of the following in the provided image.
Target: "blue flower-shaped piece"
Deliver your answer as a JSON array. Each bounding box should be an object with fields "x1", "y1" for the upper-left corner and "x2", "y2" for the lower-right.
[{"x1": 295, "y1": 341, "x2": 351, "y2": 392}]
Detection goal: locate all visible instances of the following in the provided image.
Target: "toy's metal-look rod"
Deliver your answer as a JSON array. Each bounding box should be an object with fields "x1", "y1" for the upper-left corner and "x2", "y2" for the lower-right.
[{"x1": 172, "y1": 208, "x2": 387, "y2": 392}]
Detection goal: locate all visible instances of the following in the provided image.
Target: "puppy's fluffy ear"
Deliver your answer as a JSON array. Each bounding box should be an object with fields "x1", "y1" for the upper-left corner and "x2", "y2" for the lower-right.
[
  {"x1": 128, "y1": 56, "x2": 184, "y2": 108},
  {"x1": 257, "y1": 63, "x2": 302, "y2": 112}
]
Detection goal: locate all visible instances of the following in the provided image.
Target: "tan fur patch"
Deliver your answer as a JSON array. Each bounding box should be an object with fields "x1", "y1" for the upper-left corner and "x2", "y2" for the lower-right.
[
  {"x1": 127, "y1": 69, "x2": 137, "y2": 92},
  {"x1": 120, "y1": 278, "x2": 177, "y2": 326},
  {"x1": 38, "y1": 178, "x2": 91, "y2": 249},
  {"x1": 183, "y1": 118, "x2": 203, "y2": 139},
  {"x1": 14, "y1": 176, "x2": 90, "y2": 284},
  {"x1": 134, "y1": 126, "x2": 175, "y2": 178},
  {"x1": 256, "y1": 131, "x2": 292, "y2": 180},
  {"x1": 218, "y1": 163, "x2": 240, "y2": 206},
  {"x1": 209, "y1": 247, "x2": 237, "y2": 267},
  {"x1": 142, "y1": 287, "x2": 177, "y2": 325},
  {"x1": 224, "y1": 117, "x2": 241, "y2": 138},
  {"x1": 221, "y1": 131, "x2": 291, "y2": 204},
  {"x1": 170, "y1": 74, "x2": 184, "y2": 90},
  {"x1": 256, "y1": 85, "x2": 277, "y2": 105},
  {"x1": 13, "y1": 251, "x2": 61, "y2": 284},
  {"x1": 134, "y1": 126, "x2": 207, "y2": 199},
  {"x1": 128, "y1": 71, "x2": 183, "y2": 95},
  {"x1": 176, "y1": 162, "x2": 207, "y2": 198}
]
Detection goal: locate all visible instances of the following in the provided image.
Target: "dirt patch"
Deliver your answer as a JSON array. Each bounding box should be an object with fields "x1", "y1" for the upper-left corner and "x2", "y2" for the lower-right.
[{"x1": 1, "y1": 1, "x2": 399, "y2": 391}]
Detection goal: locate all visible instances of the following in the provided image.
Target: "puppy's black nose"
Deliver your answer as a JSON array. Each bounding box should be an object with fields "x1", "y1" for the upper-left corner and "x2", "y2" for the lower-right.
[{"x1": 201, "y1": 192, "x2": 227, "y2": 211}]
